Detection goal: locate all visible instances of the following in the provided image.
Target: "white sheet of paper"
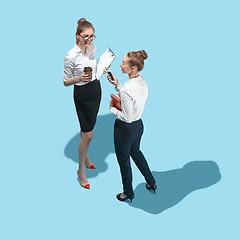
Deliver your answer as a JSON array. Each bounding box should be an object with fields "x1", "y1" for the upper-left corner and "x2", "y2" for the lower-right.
[{"x1": 96, "y1": 48, "x2": 115, "y2": 80}]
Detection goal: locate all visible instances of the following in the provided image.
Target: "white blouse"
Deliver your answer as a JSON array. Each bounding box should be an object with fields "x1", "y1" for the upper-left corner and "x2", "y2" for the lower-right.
[
  {"x1": 63, "y1": 43, "x2": 97, "y2": 86},
  {"x1": 110, "y1": 75, "x2": 148, "y2": 123}
]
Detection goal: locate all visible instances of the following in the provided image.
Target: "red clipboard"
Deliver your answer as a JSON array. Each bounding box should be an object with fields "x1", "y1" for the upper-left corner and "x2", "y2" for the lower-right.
[{"x1": 111, "y1": 94, "x2": 122, "y2": 111}]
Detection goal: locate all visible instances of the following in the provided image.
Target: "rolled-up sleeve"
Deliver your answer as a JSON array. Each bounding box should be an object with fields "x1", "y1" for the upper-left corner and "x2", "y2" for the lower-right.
[{"x1": 63, "y1": 55, "x2": 74, "y2": 81}]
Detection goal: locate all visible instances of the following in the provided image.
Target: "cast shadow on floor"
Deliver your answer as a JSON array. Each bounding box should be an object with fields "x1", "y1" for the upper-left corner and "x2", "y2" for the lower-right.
[
  {"x1": 65, "y1": 115, "x2": 221, "y2": 215},
  {"x1": 64, "y1": 114, "x2": 115, "y2": 178},
  {"x1": 126, "y1": 160, "x2": 221, "y2": 214}
]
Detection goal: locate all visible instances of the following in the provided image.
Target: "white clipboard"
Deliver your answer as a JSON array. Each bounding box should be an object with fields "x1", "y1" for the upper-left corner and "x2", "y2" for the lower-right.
[{"x1": 96, "y1": 48, "x2": 115, "y2": 80}]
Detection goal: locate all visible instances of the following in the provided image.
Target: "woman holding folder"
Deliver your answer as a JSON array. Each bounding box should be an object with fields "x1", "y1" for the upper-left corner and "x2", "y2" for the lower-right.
[
  {"x1": 106, "y1": 50, "x2": 157, "y2": 202},
  {"x1": 63, "y1": 18, "x2": 101, "y2": 189}
]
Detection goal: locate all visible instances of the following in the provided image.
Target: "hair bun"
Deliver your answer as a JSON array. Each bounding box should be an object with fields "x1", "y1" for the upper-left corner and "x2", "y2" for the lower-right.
[
  {"x1": 77, "y1": 18, "x2": 87, "y2": 25},
  {"x1": 139, "y1": 50, "x2": 148, "y2": 60}
]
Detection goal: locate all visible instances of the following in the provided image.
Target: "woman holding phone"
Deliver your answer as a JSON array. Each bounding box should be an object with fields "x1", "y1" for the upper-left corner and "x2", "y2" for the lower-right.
[
  {"x1": 63, "y1": 18, "x2": 101, "y2": 189},
  {"x1": 106, "y1": 50, "x2": 157, "y2": 202}
]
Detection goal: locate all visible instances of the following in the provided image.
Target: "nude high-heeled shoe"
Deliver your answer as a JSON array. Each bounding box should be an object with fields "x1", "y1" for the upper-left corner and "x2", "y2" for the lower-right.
[{"x1": 77, "y1": 170, "x2": 90, "y2": 189}]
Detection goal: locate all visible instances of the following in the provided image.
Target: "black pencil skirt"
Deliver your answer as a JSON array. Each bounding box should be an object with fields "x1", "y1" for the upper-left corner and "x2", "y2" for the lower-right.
[{"x1": 73, "y1": 80, "x2": 101, "y2": 132}]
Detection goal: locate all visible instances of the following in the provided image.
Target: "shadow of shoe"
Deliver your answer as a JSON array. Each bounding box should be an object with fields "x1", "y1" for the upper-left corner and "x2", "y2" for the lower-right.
[
  {"x1": 127, "y1": 161, "x2": 221, "y2": 214},
  {"x1": 64, "y1": 114, "x2": 116, "y2": 178}
]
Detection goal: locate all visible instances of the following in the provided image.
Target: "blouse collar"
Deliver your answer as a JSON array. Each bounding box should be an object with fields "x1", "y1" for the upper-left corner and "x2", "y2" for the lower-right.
[{"x1": 74, "y1": 43, "x2": 95, "y2": 55}]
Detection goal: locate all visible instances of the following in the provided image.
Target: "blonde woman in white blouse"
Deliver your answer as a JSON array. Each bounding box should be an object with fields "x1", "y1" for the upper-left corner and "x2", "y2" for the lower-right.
[
  {"x1": 106, "y1": 50, "x2": 157, "y2": 202},
  {"x1": 63, "y1": 18, "x2": 101, "y2": 189}
]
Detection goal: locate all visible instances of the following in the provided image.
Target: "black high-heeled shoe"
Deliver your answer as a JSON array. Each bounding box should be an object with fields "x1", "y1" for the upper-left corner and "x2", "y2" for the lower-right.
[
  {"x1": 145, "y1": 183, "x2": 157, "y2": 193},
  {"x1": 116, "y1": 193, "x2": 134, "y2": 202}
]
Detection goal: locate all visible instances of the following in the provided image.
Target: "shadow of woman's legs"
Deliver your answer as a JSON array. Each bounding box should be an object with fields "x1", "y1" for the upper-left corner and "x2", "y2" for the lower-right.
[
  {"x1": 127, "y1": 161, "x2": 221, "y2": 214},
  {"x1": 64, "y1": 114, "x2": 116, "y2": 178}
]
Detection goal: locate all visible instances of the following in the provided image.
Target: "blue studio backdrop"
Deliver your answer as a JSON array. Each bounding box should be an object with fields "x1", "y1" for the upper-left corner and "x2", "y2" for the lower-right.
[{"x1": 0, "y1": 0, "x2": 239, "y2": 239}]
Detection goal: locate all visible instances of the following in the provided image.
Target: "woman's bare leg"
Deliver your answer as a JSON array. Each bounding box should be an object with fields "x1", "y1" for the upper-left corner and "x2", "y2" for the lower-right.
[
  {"x1": 77, "y1": 131, "x2": 93, "y2": 185},
  {"x1": 80, "y1": 131, "x2": 94, "y2": 168}
]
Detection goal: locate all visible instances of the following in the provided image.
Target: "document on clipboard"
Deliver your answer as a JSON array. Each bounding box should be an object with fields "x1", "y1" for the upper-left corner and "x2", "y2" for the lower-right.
[{"x1": 96, "y1": 48, "x2": 115, "y2": 80}]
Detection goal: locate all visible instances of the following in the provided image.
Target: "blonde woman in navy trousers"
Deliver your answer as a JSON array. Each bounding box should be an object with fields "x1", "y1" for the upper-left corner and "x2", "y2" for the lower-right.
[{"x1": 106, "y1": 50, "x2": 157, "y2": 202}]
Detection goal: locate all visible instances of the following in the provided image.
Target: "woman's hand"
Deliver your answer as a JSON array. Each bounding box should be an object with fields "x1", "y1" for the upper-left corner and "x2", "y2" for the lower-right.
[
  {"x1": 77, "y1": 72, "x2": 91, "y2": 83},
  {"x1": 109, "y1": 98, "x2": 114, "y2": 109},
  {"x1": 104, "y1": 68, "x2": 120, "y2": 88}
]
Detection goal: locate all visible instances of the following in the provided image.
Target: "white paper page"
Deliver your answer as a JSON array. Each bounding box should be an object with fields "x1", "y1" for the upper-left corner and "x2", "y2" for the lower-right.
[{"x1": 96, "y1": 48, "x2": 115, "y2": 80}]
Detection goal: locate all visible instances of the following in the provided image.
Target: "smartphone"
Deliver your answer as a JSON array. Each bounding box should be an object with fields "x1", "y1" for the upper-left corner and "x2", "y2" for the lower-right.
[{"x1": 107, "y1": 70, "x2": 115, "y2": 83}]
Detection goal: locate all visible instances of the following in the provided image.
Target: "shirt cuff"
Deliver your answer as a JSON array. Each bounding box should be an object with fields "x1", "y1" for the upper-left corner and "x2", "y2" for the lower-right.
[
  {"x1": 110, "y1": 107, "x2": 118, "y2": 115},
  {"x1": 115, "y1": 84, "x2": 123, "y2": 92}
]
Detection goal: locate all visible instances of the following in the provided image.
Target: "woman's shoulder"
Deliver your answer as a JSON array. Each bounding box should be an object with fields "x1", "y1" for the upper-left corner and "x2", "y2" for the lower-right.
[
  {"x1": 136, "y1": 75, "x2": 147, "y2": 85},
  {"x1": 125, "y1": 75, "x2": 146, "y2": 85},
  {"x1": 124, "y1": 75, "x2": 147, "y2": 92},
  {"x1": 65, "y1": 45, "x2": 79, "y2": 61}
]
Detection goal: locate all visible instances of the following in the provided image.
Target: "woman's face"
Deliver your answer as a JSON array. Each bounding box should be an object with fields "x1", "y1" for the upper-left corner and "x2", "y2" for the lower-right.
[
  {"x1": 120, "y1": 55, "x2": 132, "y2": 74},
  {"x1": 77, "y1": 28, "x2": 95, "y2": 47}
]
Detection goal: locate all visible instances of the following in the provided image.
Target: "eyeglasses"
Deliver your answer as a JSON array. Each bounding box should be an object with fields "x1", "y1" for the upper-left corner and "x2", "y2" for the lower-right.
[{"x1": 79, "y1": 34, "x2": 96, "y2": 41}]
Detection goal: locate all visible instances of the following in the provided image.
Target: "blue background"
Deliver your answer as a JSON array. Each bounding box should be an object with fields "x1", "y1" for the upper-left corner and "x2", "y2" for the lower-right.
[{"x1": 1, "y1": 0, "x2": 239, "y2": 239}]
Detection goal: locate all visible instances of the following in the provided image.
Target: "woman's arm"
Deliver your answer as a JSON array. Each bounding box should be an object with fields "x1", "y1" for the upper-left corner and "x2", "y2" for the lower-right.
[
  {"x1": 63, "y1": 73, "x2": 92, "y2": 87},
  {"x1": 63, "y1": 54, "x2": 92, "y2": 87},
  {"x1": 63, "y1": 76, "x2": 81, "y2": 86},
  {"x1": 110, "y1": 90, "x2": 134, "y2": 123}
]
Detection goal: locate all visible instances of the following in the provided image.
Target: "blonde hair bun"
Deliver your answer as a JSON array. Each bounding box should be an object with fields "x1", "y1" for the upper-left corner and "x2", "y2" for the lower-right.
[
  {"x1": 127, "y1": 50, "x2": 148, "y2": 71},
  {"x1": 139, "y1": 50, "x2": 148, "y2": 60},
  {"x1": 77, "y1": 18, "x2": 87, "y2": 25}
]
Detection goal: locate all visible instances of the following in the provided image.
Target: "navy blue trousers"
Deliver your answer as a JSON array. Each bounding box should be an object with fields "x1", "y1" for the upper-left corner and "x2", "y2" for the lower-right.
[{"x1": 114, "y1": 119, "x2": 156, "y2": 197}]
